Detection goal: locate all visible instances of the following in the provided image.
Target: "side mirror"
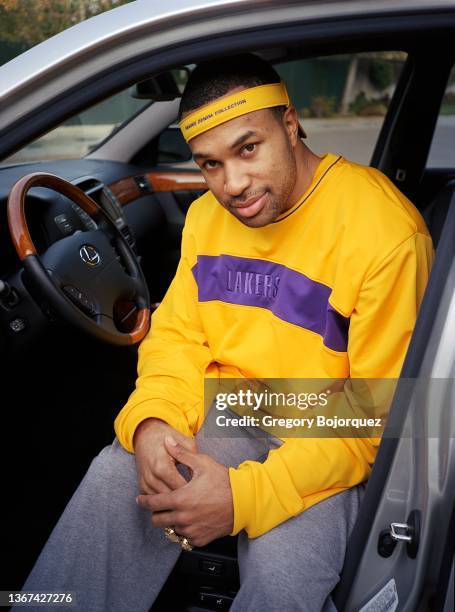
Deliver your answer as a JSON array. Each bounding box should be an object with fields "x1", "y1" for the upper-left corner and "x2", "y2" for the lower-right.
[
  {"x1": 156, "y1": 126, "x2": 192, "y2": 164},
  {"x1": 130, "y1": 68, "x2": 190, "y2": 101}
]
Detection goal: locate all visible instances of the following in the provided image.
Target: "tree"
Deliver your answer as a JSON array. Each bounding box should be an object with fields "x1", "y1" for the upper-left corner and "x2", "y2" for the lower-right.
[{"x1": 0, "y1": 0, "x2": 133, "y2": 47}]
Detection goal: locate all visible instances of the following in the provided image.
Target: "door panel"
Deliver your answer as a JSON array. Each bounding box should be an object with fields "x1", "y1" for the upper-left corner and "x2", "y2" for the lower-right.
[{"x1": 335, "y1": 194, "x2": 455, "y2": 611}]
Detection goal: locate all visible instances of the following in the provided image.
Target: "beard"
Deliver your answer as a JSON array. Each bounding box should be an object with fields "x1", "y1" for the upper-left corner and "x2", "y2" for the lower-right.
[{"x1": 224, "y1": 143, "x2": 297, "y2": 228}]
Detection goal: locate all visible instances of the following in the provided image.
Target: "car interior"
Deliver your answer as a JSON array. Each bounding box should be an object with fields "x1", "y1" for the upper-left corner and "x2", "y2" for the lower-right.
[{"x1": 1, "y1": 10, "x2": 454, "y2": 611}]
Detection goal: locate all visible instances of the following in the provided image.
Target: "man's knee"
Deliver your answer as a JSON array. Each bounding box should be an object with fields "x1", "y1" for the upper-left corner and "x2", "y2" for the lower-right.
[
  {"x1": 236, "y1": 488, "x2": 364, "y2": 605},
  {"x1": 239, "y1": 527, "x2": 340, "y2": 584},
  {"x1": 236, "y1": 527, "x2": 341, "y2": 611}
]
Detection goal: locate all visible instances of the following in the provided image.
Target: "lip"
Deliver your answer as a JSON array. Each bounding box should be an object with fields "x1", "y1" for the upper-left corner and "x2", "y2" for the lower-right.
[{"x1": 232, "y1": 192, "x2": 268, "y2": 218}]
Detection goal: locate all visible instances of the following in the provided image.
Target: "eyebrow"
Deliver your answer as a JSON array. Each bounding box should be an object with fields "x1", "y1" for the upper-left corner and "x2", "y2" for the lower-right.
[
  {"x1": 230, "y1": 130, "x2": 256, "y2": 149},
  {"x1": 192, "y1": 130, "x2": 257, "y2": 161}
]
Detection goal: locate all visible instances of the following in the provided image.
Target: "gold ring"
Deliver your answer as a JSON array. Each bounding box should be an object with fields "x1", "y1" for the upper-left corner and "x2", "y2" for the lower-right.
[
  {"x1": 163, "y1": 527, "x2": 194, "y2": 551},
  {"x1": 163, "y1": 526, "x2": 180, "y2": 544},
  {"x1": 180, "y1": 536, "x2": 193, "y2": 551}
]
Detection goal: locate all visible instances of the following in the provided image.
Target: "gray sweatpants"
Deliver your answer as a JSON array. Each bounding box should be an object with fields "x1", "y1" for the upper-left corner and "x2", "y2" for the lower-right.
[{"x1": 21, "y1": 412, "x2": 364, "y2": 612}]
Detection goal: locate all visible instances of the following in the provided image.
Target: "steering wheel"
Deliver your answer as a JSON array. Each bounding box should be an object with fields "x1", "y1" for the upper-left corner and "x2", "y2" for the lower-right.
[{"x1": 7, "y1": 172, "x2": 151, "y2": 346}]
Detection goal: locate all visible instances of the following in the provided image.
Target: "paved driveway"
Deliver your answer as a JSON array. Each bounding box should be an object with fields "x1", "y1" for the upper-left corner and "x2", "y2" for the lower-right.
[{"x1": 304, "y1": 115, "x2": 455, "y2": 167}]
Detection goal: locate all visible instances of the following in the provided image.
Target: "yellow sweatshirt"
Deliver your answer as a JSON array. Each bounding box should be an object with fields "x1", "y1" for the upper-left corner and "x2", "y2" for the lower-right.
[{"x1": 115, "y1": 153, "x2": 434, "y2": 538}]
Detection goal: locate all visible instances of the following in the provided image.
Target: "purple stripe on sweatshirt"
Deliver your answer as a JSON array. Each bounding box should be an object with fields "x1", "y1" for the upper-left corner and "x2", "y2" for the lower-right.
[{"x1": 192, "y1": 254, "x2": 350, "y2": 352}]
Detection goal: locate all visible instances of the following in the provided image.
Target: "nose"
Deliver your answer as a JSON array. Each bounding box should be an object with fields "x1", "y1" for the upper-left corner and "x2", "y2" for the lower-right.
[{"x1": 224, "y1": 161, "x2": 251, "y2": 198}]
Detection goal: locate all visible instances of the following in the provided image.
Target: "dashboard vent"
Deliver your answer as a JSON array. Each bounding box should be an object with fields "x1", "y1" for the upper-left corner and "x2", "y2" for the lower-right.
[{"x1": 72, "y1": 176, "x2": 104, "y2": 205}]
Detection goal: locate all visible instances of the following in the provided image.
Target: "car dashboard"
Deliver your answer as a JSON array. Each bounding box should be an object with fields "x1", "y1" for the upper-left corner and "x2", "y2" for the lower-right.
[{"x1": 0, "y1": 157, "x2": 204, "y2": 352}]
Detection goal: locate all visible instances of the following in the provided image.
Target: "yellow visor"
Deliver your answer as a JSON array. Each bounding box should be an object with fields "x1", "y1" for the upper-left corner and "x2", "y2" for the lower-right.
[{"x1": 179, "y1": 82, "x2": 306, "y2": 142}]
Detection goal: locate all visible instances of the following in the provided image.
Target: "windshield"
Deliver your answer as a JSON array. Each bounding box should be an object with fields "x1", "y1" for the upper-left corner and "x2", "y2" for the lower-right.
[{"x1": 3, "y1": 89, "x2": 150, "y2": 164}]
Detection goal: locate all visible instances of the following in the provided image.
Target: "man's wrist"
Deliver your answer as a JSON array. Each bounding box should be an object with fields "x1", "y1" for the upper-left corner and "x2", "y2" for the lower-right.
[{"x1": 133, "y1": 417, "x2": 168, "y2": 449}]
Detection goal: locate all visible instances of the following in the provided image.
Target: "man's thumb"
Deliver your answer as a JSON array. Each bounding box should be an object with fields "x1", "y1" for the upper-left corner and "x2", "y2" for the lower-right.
[{"x1": 165, "y1": 436, "x2": 198, "y2": 468}]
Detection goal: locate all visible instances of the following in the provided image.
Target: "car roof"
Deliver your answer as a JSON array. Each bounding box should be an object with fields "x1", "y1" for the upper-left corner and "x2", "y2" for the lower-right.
[
  {"x1": 1, "y1": 0, "x2": 454, "y2": 161},
  {"x1": 0, "y1": 0, "x2": 453, "y2": 101}
]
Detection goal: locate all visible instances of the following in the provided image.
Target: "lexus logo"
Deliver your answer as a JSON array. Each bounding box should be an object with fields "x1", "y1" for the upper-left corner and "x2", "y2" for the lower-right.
[{"x1": 80, "y1": 245, "x2": 101, "y2": 267}]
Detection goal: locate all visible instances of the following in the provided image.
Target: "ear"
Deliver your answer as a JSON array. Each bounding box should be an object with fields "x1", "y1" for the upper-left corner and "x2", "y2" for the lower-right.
[{"x1": 282, "y1": 105, "x2": 300, "y2": 147}]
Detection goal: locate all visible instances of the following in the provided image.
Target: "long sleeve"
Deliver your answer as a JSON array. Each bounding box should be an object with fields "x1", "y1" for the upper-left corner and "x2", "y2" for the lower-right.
[
  {"x1": 229, "y1": 232, "x2": 434, "y2": 538},
  {"x1": 114, "y1": 221, "x2": 212, "y2": 452}
]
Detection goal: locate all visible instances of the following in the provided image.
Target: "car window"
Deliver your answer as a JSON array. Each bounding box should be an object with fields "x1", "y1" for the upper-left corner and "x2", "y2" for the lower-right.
[
  {"x1": 427, "y1": 63, "x2": 455, "y2": 168},
  {"x1": 276, "y1": 51, "x2": 407, "y2": 164},
  {"x1": 154, "y1": 52, "x2": 409, "y2": 171},
  {"x1": 3, "y1": 53, "x2": 408, "y2": 167},
  {"x1": 2, "y1": 89, "x2": 150, "y2": 164}
]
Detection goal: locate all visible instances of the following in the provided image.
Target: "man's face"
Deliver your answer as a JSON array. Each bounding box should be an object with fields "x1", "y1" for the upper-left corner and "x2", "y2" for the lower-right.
[{"x1": 189, "y1": 100, "x2": 298, "y2": 228}]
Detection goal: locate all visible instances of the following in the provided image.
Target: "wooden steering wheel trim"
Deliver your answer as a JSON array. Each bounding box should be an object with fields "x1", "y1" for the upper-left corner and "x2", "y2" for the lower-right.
[
  {"x1": 7, "y1": 172, "x2": 150, "y2": 345},
  {"x1": 8, "y1": 172, "x2": 98, "y2": 259}
]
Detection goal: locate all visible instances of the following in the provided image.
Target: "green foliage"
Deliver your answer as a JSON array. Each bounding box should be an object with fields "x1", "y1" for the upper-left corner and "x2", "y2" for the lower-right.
[
  {"x1": 349, "y1": 91, "x2": 388, "y2": 117},
  {"x1": 309, "y1": 95, "x2": 336, "y2": 118},
  {"x1": 440, "y1": 90, "x2": 455, "y2": 115},
  {"x1": 349, "y1": 91, "x2": 368, "y2": 114},
  {"x1": 368, "y1": 60, "x2": 395, "y2": 91},
  {"x1": 0, "y1": 0, "x2": 134, "y2": 47}
]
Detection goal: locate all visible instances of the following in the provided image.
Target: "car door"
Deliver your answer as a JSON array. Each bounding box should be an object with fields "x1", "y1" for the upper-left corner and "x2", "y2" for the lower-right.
[
  {"x1": 334, "y1": 49, "x2": 455, "y2": 612},
  {"x1": 334, "y1": 191, "x2": 455, "y2": 611}
]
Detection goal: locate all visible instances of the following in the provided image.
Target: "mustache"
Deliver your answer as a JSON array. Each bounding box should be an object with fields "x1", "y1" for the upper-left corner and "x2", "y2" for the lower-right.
[{"x1": 225, "y1": 188, "x2": 269, "y2": 207}]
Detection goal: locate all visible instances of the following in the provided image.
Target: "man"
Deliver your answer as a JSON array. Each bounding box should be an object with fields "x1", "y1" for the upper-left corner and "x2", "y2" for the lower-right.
[{"x1": 22, "y1": 54, "x2": 433, "y2": 611}]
